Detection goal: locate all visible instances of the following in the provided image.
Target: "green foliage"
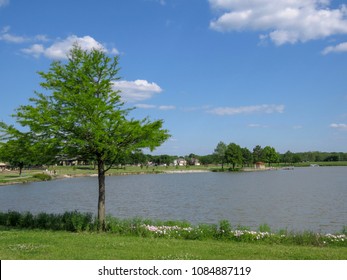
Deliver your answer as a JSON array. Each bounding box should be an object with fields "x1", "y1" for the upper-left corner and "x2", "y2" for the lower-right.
[
  {"x1": 262, "y1": 146, "x2": 280, "y2": 166},
  {"x1": 284, "y1": 231, "x2": 324, "y2": 246},
  {"x1": 14, "y1": 46, "x2": 170, "y2": 169},
  {"x1": 4, "y1": 211, "x2": 22, "y2": 227},
  {"x1": 241, "y1": 147, "x2": 253, "y2": 167},
  {"x1": 225, "y1": 143, "x2": 243, "y2": 170},
  {"x1": 342, "y1": 226, "x2": 347, "y2": 235},
  {"x1": 252, "y1": 145, "x2": 263, "y2": 163},
  {"x1": 20, "y1": 212, "x2": 35, "y2": 228},
  {"x1": 0, "y1": 133, "x2": 34, "y2": 175},
  {"x1": 217, "y1": 219, "x2": 232, "y2": 238},
  {"x1": 2, "y1": 45, "x2": 170, "y2": 226},
  {"x1": 259, "y1": 223, "x2": 271, "y2": 233},
  {"x1": 0, "y1": 211, "x2": 346, "y2": 248},
  {"x1": 214, "y1": 141, "x2": 227, "y2": 169},
  {"x1": 32, "y1": 173, "x2": 52, "y2": 181},
  {"x1": 0, "y1": 211, "x2": 95, "y2": 232}
]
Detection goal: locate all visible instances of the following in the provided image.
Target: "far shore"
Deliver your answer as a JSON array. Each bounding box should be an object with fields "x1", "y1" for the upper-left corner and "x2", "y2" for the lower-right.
[
  {"x1": 1, "y1": 162, "x2": 346, "y2": 186},
  {"x1": 0, "y1": 168, "x2": 213, "y2": 186}
]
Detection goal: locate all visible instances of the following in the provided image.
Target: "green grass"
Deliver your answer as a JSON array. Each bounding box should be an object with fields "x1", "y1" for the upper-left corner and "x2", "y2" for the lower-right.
[
  {"x1": 0, "y1": 212, "x2": 346, "y2": 260},
  {"x1": 0, "y1": 173, "x2": 42, "y2": 184},
  {"x1": 0, "y1": 227, "x2": 346, "y2": 260}
]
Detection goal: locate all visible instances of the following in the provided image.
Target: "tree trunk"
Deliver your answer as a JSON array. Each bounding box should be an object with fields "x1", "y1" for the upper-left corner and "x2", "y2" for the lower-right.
[
  {"x1": 19, "y1": 163, "x2": 24, "y2": 176},
  {"x1": 97, "y1": 158, "x2": 106, "y2": 231}
]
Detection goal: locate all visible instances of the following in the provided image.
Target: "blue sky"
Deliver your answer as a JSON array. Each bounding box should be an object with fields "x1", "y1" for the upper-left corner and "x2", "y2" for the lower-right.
[{"x1": 1, "y1": 0, "x2": 347, "y2": 156}]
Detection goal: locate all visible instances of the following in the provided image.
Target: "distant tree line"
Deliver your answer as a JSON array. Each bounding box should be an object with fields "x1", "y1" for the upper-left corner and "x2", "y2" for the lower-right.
[
  {"x1": 1, "y1": 137, "x2": 347, "y2": 172},
  {"x1": 212, "y1": 142, "x2": 279, "y2": 170}
]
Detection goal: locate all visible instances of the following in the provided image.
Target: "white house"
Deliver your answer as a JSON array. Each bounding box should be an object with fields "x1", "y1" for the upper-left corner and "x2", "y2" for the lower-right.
[
  {"x1": 173, "y1": 158, "x2": 187, "y2": 166},
  {"x1": 190, "y1": 158, "x2": 201, "y2": 166}
]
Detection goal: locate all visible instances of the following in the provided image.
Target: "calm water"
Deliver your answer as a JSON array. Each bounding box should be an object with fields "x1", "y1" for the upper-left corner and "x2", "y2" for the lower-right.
[{"x1": 0, "y1": 167, "x2": 346, "y2": 233}]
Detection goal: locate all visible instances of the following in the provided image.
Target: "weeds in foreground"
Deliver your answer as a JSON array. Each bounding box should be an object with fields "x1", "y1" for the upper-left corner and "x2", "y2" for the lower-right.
[{"x1": 0, "y1": 211, "x2": 345, "y2": 247}]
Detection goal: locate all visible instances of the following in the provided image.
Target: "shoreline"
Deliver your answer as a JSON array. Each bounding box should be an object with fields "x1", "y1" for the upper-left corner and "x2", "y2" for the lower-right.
[
  {"x1": 0, "y1": 168, "x2": 213, "y2": 186},
  {"x1": 4, "y1": 164, "x2": 341, "y2": 186}
]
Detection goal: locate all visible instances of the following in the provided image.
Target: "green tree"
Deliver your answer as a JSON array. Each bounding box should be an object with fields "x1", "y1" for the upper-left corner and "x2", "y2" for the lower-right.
[
  {"x1": 241, "y1": 147, "x2": 253, "y2": 167},
  {"x1": 225, "y1": 142, "x2": 243, "y2": 170},
  {"x1": 0, "y1": 133, "x2": 32, "y2": 175},
  {"x1": 0, "y1": 125, "x2": 57, "y2": 175},
  {"x1": 282, "y1": 150, "x2": 294, "y2": 164},
  {"x1": 214, "y1": 141, "x2": 227, "y2": 169},
  {"x1": 129, "y1": 151, "x2": 147, "y2": 166},
  {"x1": 199, "y1": 154, "x2": 214, "y2": 165},
  {"x1": 262, "y1": 146, "x2": 279, "y2": 166},
  {"x1": 252, "y1": 145, "x2": 263, "y2": 163},
  {"x1": 6, "y1": 46, "x2": 170, "y2": 229}
]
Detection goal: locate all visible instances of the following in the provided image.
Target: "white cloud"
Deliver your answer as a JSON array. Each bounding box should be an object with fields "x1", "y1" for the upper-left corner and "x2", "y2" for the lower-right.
[
  {"x1": 34, "y1": 34, "x2": 49, "y2": 42},
  {"x1": 21, "y1": 44, "x2": 45, "y2": 58},
  {"x1": 0, "y1": 26, "x2": 48, "y2": 44},
  {"x1": 207, "y1": 104, "x2": 285, "y2": 116},
  {"x1": 158, "y1": 105, "x2": 176, "y2": 110},
  {"x1": 209, "y1": 0, "x2": 347, "y2": 45},
  {"x1": 0, "y1": 32, "x2": 26, "y2": 43},
  {"x1": 22, "y1": 35, "x2": 119, "y2": 59},
  {"x1": 110, "y1": 47, "x2": 120, "y2": 55},
  {"x1": 248, "y1": 123, "x2": 269, "y2": 128},
  {"x1": 322, "y1": 41, "x2": 347, "y2": 54},
  {"x1": 135, "y1": 104, "x2": 157, "y2": 109},
  {"x1": 0, "y1": 26, "x2": 26, "y2": 43},
  {"x1": 135, "y1": 104, "x2": 176, "y2": 110},
  {"x1": 146, "y1": 0, "x2": 166, "y2": 5},
  {"x1": 0, "y1": 0, "x2": 9, "y2": 7},
  {"x1": 113, "y1": 79, "x2": 163, "y2": 102},
  {"x1": 330, "y1": 123, "x2": 347, "y2": 131}
]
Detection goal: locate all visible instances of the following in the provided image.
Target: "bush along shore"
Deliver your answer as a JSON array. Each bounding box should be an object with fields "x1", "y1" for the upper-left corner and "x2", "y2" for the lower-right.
[{"x1": 0, "y1": 211, "x2": 346, "y2": 247}]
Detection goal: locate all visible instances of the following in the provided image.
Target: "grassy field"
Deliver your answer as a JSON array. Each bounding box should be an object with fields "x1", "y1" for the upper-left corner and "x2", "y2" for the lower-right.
[
  {"x1": 1, "y1": 227, "x2": 346, "y2": 260},
  {"x1": 0, "y1": 211, "x2": 346, "y2": 260}
]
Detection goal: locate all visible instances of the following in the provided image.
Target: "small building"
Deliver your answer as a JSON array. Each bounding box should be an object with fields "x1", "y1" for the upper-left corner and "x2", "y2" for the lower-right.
[
  {"x1": 189, "y1": 158, "x2": 201, "y2": 166},
  {"x1": 255, "y1": 162, "x2": 266, "y2": 169},
  {"x1": 0, "y1": 162, "x2": 10, "y2": 171},
  {"x1": 174, "y1": 158, "x2": 187, "y2": 166}
]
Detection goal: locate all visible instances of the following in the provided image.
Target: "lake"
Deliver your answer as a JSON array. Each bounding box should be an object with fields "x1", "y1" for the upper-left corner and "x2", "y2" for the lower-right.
[{"x1": 0, "y1": 167, "x2": 346, "y2": 233}]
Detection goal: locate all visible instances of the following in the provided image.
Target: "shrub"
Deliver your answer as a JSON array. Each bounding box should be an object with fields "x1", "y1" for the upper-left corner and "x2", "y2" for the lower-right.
[
  {"x1": 217, "y1": 220, "x2": 232, "y2": 239},
  {"x1": 20, "y1": 212, "x2": 35, "y2": 228},
  {"x1": 35, "y1": 212, "x2": 53, "y2": 229},
  {"x1": 71, "y1": 212, "x2": 93, "y2": 232},
  {"x1": 32, "y1": 173, "x2": 52, "y2": 181},
  {"x1": 6, "y1": 211, "x2": 22, "y2": 227},
  {"x1": 0, "y1": 212, "x2": 6, "y2": 225},
  {"x1": 0, "y1": 211, "x2": 346, "y2": 248},
  {"x1": 62, "y1": 211, "x2": 94, "y2": 232},
  {"x1": 259, "y1": 224, "x2": 271, "y2": 233}
]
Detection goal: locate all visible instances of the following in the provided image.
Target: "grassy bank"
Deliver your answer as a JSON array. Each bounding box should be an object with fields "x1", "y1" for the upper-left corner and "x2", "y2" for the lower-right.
[
  {"x1": 0, "y1": 211, "x2": 346, "y2": 260},
  {"x1": 0, "y1": 165, "x2": 212, "y2": 185},
  {"x1": 1, "y1": 227, "x2": 346, "y2": 260},
  {"x1": 2, "y1": 163, "x2": 347, "y2": 185}
]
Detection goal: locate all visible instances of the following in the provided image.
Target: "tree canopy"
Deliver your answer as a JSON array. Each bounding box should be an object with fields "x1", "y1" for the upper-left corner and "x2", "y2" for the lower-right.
[
  {"x1": 214, "y1": 141, "x2": 227, "y2": 169},
  {"x1": 3, "y1": 45, "x2": 170, "y2": 228},
  {"x1": 225, "y1": 142, "x2": 243, "y2": 170}
]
